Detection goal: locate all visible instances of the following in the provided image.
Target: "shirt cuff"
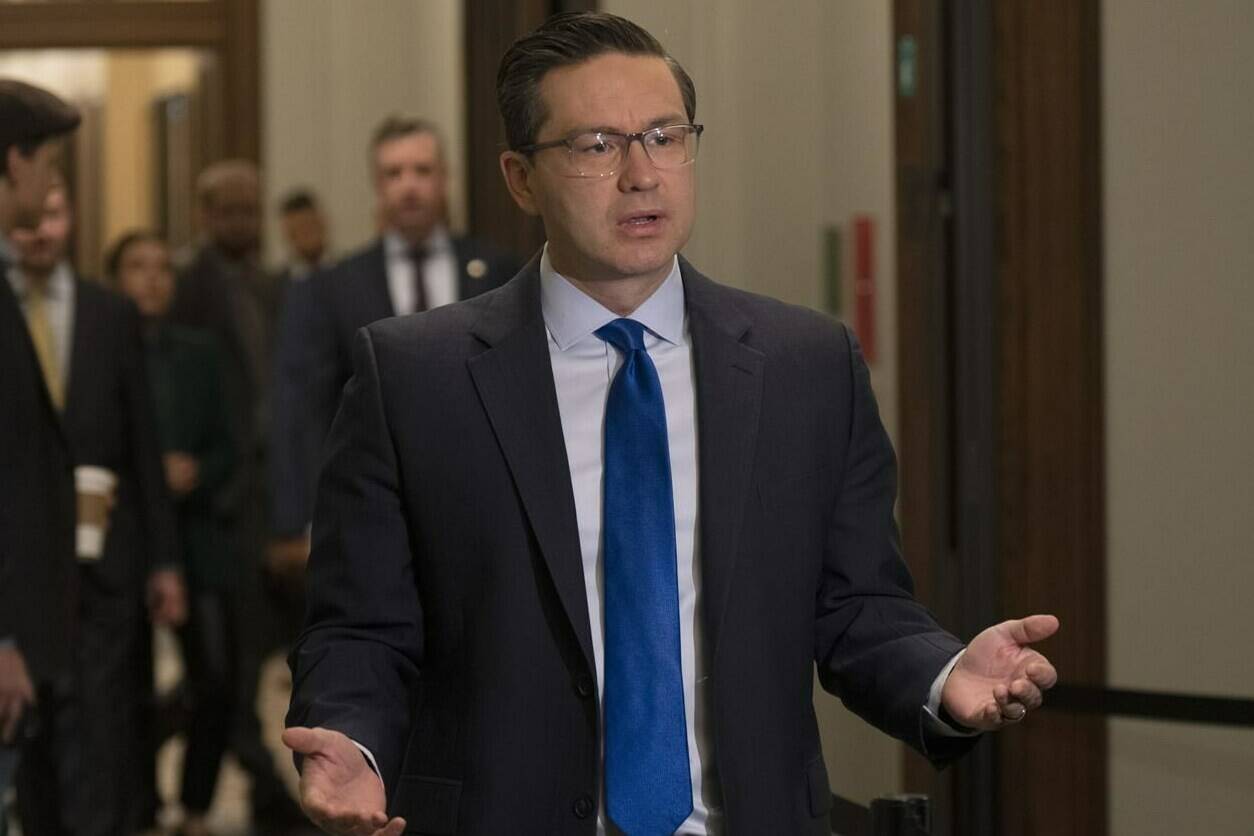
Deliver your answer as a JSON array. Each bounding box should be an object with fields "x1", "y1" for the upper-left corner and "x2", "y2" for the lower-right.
[
  {"x1": 352, "y1": 739, "x2": 384, "y2": 787},
  {"x1": 922, "y1": 649, "x2": 979, "y2": 737}
]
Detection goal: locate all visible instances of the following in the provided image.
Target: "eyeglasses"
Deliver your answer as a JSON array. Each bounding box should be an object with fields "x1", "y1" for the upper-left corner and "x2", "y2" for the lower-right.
[{"x1": 516, "y1": 123, "x2": 704, "y2": 178}]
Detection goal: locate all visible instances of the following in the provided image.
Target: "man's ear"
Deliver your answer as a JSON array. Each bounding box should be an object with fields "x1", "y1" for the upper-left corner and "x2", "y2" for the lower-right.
[
  {"x1": 4, "y1": 144, "x2": 23, "y2": 182},
  {"x1": 499, "y1": 151, "x2": 540, "y2": 217}
]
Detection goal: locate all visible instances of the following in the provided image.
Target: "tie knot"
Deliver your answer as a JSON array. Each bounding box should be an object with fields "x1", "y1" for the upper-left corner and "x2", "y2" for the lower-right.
[{"x1": 595, "y1": 318, "x2": 648, "y2": 354}]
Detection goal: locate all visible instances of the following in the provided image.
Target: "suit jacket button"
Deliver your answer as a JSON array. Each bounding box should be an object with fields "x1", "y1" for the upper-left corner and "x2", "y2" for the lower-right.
[
  {"x1": 572, "y1": 795, "x2": 594, "y2": 819},
  {"x1": 574, "y1": 673, "x2": 594, "y2": 698}
]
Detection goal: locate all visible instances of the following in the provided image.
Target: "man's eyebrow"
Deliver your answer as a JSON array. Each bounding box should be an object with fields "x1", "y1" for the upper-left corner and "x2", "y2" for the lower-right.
[{"x1": 567, "y1": 114, "x2": 690, "y2": 135}]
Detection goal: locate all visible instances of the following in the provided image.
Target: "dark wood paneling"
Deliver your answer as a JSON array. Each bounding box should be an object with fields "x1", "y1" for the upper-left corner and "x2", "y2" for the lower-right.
[
  {"x1": 221, "y1": 0, "x2": 260, "y2": 161},
  {"x1": 894, "y1": 2, "x2": 962, "y2": 828},
  {"x1": 0, "y1": 2, "x2": 226, "y2": 48},
  {"x1": 463, "y1": 0, "x2": 550, "y2": 260},
  {"x1": 897, "y1": 0, "x2": 1106, "y2": 834},
  {"x1": 993, "y1": 1, "x2": 1106, "y2": 834},
  {"x1": 0, "y1": 0, "x2": 259, "y2": 166}
]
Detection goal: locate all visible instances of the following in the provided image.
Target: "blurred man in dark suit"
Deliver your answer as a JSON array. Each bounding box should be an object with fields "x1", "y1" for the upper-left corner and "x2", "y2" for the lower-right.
[
  {"x1": 277, "y1": 189, "x2": 330, "y2": 283},
  {"x1": 269, "y1": 116, "x2": 520, "y2": 568},
  {"x1": 171, "y1": 160, "x2": 305, "y2": 831},
  {"x1": 0, "y1": 78, "x2": 79, "y2": 836},
  {"x1": 9, "y1": 181, "x2": 186, "y2": 836}
]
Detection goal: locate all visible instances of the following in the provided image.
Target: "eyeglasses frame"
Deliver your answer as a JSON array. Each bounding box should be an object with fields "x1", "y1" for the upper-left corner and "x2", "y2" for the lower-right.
[{"x1": 514, "y1": 123, "x2": 705, "y2": 178}]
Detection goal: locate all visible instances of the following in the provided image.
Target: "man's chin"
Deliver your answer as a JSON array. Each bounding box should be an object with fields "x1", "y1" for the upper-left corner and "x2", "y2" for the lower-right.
[{"x1": 22, "y1": 259, "x2": 56, "y2": 275}]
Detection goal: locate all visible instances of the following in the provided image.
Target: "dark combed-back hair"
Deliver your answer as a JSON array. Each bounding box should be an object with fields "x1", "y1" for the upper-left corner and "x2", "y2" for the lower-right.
[
  {"x1": 496, "y1": 12, "x2": 696, "y2": 151},
  {"x1": 104, "y1": 229, "x2": 165, "y2": 284},
  {"x1": 279, "y1": 188, "x2": 319, "y2": 215},
  {"x1": 0, "y1": 80, "x2": 80, "y2": 179},
  {"x1": 370, "y1": 115, "x2": 444, "y2": 158}
]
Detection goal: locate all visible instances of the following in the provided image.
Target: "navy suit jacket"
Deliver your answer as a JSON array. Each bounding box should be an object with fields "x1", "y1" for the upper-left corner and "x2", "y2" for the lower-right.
[
  {"x1": 269, "y1": 235, "x2": 520, "y2": 535},
  {"x1": 287, "y1": 258, "x2": 973, "y2": 835},
  {"x1": 0, "y1": 263, "x2": 76, "y2": 682}
]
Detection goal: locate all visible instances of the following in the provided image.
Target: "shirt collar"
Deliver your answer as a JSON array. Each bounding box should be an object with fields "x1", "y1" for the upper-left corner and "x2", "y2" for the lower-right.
[
  {"x1": 385, "y1": 226, "x2": 451, "y2": 259},
  {"x1": 539, "y1": 244, "x2": 685, "y2": 352},
  {"x1": 6, "y1": 260, "x2": 73, "y2": 301}
]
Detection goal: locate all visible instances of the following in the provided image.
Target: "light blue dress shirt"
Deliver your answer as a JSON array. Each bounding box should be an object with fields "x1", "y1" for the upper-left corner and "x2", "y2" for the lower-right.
[{"x1": 540, "y1": 248, "x2": 716, "y2": 834}]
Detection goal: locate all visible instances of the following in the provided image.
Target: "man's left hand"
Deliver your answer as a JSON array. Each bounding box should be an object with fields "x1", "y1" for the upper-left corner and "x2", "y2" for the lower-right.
[
  {"x1": 147, "y1": 568, "x2": 188, "y2": 627},
  {"x1": 941, "y1": 614, "x2": 1059, "y2": 731}
]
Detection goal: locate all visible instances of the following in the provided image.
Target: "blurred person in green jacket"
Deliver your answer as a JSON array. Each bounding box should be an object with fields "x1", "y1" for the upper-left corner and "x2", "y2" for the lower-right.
[{"x1": 109, "y1": 230, "x2": 237, "y2": 836}]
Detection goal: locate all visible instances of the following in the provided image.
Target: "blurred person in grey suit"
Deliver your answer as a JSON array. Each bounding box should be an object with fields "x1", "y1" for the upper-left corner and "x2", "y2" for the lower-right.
[{"x1": 170, "y1": 160, "x2": 306, "y2": 832}]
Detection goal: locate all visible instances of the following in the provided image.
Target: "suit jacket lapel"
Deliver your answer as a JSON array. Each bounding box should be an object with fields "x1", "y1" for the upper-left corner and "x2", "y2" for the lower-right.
[
  {"x1": 682, "y1": 261, "x2": 765, "y2": 669},
  {"x1": 466, "y1": 262, "x2": 595, "y2": 669}
]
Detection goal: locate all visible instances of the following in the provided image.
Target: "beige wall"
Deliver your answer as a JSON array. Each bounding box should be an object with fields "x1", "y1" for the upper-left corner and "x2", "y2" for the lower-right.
[
  {"x1": 1103, "y1": 2, "x2": 1254, "y2": 834},
  {"x1": 0, "y1": 48, "x2": 201, "y2": 271},
  {"x1": 261, "y1": 0, "x2": 466, "y2": 265},
  {"x1": 604, "y1": 0, "x2": 903, "y2": 806}
]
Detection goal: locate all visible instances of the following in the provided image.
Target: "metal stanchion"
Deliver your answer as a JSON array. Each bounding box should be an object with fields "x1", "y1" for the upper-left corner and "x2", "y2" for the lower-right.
[
  {"x1": 871, "y1": 794, "x2": 930, "y2": 836},
  {"x1": 831, "y1": 792, "x2": 930, "y2": 836}
]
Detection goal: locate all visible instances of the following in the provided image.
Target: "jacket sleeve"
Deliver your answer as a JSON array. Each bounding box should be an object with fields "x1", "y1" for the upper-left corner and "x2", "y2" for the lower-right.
[
  {"x1": 813, "y1": 327, "x2": 977, "y2": 766},
  {"x1": 286, "y1": 326, "x2": 423, "y2": 790},
  {"x1": 270, "y1": 276, "x2": 342, "y2": 536}
]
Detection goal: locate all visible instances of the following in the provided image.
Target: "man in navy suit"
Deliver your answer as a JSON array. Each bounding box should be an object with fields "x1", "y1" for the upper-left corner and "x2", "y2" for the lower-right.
[
  {"x1": 0, "y1": 79, "x2": 78, "y2": 836},
  {"x1": 285, "y1": 14, "x2": 1059, "y2": 836},
  {"x1": 8, "y1": 181, "x2": 185, "y2": 835},
  {"x1": 269, "y1": 116, "x2": 520, "y2": 566}
]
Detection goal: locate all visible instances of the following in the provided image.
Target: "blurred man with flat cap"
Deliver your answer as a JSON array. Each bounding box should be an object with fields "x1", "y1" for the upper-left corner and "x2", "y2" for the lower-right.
[{"x1": 0, "y1": 78, "x2": 79, "y2": 836}]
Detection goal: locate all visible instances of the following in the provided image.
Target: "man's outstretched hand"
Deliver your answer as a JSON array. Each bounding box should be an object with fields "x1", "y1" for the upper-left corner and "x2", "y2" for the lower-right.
[
  {"x1": 941, "y1": 614, "x2": 1060, "y2": 731},
  {"x1": 283, "y1": 726, "x2": 406, "y2": 836}
]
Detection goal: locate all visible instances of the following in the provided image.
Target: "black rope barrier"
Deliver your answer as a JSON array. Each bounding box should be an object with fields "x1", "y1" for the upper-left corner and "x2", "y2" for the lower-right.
[{"x1": 1045, "y1": 684, "x2": 1254, "y2": 728}]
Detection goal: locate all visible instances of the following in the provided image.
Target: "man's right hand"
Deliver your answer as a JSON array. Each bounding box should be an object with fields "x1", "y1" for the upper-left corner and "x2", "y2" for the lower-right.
[
  {"x1": 267, "y1": 535, "x2": 311, "y2": 581},
  {"x1": 0, "y1": 643, "x2": 35, "y2": 744},
  {"x1": 282, "y1": 726, "x2": 406, "y2": 836}
]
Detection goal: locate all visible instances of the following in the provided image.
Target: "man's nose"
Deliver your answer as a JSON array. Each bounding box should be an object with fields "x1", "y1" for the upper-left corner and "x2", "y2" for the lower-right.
[{"x1": 618, "y1": 139, "x2": 659, "y2": 191}]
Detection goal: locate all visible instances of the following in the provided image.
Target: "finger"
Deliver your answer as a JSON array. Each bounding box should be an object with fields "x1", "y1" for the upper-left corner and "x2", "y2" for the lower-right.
[
  {"x1": 1001, "y1": 702, "x2": 1027, "y2": 722},
  {"x1": 374, "y1": 817, "x2": 407, "y2": 836},
  {"x1": 323, "y1": 803, "x2": 383, "y2": 836},
  {"x1": 305, "y1": 799, "x2": 369, "y2": 836},
  {"x1": 1009, "y1": 679, "x2": 1043, "y2": 711},
  {"x1": 1024, "y1": 660, "x2": 1058, "y2": 690},
  {"x1": 1005, "y1": 614, "x2": 1060, "y2": 646},
  {"x1": 284, "y1": 725, "x2": 335, "y2": 755},
  {"x1": 993, "y1": 683, "x2": 1011, "y2": 709}
]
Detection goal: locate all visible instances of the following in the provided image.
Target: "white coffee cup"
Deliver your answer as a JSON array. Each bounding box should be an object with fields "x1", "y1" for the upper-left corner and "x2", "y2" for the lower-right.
[{"x1": 75, "y1": 465, "x2": 117, "y2": 562}]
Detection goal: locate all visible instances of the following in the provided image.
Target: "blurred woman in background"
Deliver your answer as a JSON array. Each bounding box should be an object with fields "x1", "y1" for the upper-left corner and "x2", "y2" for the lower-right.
[{"x1": 108, "y1": 231, "x2": 236, "y2": 836}]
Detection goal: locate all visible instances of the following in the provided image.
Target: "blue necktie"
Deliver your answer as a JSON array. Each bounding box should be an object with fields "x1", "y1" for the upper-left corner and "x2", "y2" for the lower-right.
[{"x1": 596, "y1": 318, "x2": 692, "y2": 836}]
